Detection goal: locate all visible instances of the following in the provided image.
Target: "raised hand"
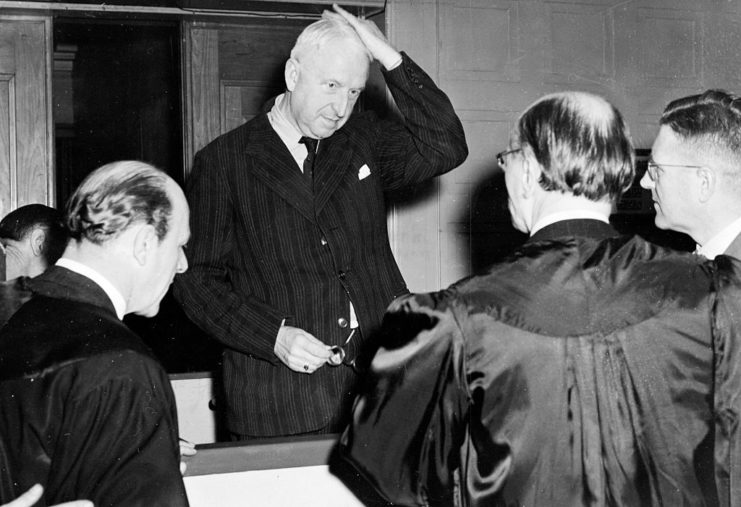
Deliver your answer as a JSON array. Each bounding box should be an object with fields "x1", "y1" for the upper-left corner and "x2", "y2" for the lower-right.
[{"x1": 326, "y1": 3, "x2": 402, "y2": 69}]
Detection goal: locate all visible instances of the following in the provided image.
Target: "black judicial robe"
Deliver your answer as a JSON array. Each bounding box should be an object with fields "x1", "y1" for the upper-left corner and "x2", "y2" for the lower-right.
[
  {"x1": 338, "y1": 224, "x2": 717, "y2": 506},
  {"x1": 712, "y1": 255, "x2": 741, "y2": 507},
  {"x1": 0, "y1": 267, "x2": 188, "y2": 506}
]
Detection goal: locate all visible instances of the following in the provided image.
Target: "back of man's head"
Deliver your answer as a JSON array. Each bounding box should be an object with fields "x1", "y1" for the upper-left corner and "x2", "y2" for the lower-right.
[
  {"x1": 661, "y1": 89, "x2": 741, "y2": 179},
  {"x1": 514, "y1": 91, "x2": 635, "y2": 203},
  {"x1": 0, "y1": 204, "x2": 67, "y2": 269},
  {"x1": 66, "y1": 160, "x2": 173, "y2": 246}
]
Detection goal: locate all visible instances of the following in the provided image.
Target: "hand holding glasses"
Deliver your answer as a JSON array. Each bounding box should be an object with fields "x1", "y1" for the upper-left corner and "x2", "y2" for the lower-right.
[{"x1": 327, "y1": 328, "x2": 356, "y2": 366}]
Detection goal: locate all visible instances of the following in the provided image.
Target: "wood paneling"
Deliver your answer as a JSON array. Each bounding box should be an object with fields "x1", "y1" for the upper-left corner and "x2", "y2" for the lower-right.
[
  {"x1": 388, "y1": 0, "x2": 741, "y2": 290},
  {"x1": 0, "y1": 16, "x2": 51, "y2": 212},
  {"x1": 184, "y1": 26, "x2": 220, "y2": 174}
]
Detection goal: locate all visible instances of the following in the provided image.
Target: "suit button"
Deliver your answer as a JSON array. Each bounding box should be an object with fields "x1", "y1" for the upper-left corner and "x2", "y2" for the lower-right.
[
  {"x1": 338, "y1": 270, "x2": 346, "y2": 280},
  {"x1": 338, "y1": 317, "x2": 349, "y2": 328},
  {"x1": 321, "y1": 237, "x2": 328, "y2": 246}
]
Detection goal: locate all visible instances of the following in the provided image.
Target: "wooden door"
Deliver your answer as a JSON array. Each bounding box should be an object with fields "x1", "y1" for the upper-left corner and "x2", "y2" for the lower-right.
[{"x1": 0, "y1": 15, "x2": 53, "y2": 216}]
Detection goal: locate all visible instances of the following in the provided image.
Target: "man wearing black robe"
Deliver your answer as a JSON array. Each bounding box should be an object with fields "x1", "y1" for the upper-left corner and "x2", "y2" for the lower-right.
[
  {"x1": 336, "y1": 92, "x2": 718, "y2": 506},
  {"x1": 0, "y1": 161, "x2": 191, "y2": 506}
]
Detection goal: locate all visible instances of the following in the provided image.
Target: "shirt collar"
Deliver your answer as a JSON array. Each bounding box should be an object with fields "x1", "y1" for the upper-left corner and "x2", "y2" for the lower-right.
[
  {"x1": 530, "y1": 210, "x2": 610, "y2": 236},
  {"x1": 267, "y1": 93, "x2": 311, "y2": 170},
  {"x1": 55, "y1": 258, "x2": 127, "y2": 320},
  {"x1": 696, "y1": 215, "x2": 741, "y2": 259}
]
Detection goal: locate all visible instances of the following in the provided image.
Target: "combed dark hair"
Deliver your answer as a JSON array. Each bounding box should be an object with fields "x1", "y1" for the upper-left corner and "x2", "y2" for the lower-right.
[
  {"x1": 514, "y1": 92, "x2": 635, "y2": 202},
  {"x1": 0, "y1": 204, "x2": 68, "y2": 264},
  {"x1": 660, "y1": 89, "x2": 741, "y2": 162},
  {"x1": 65, "y1": 161, "x2": 172, "y2": 245}
]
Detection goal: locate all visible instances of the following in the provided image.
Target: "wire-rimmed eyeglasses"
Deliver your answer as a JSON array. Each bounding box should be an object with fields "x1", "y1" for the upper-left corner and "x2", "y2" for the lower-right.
[
  {"x1": 496, "y1": 148, "x2": 522, "y2": 167},
  {"x1": 646, "y1": 158, "x2": 702, "y2": 181}
]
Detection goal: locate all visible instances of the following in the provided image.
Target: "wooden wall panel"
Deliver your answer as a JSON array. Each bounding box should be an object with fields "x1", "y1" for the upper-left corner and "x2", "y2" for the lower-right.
[
  {"x1": 0, "y1": 17, "x2": 51, "y2": 213},
  {"x1": 184, "y1": 26, "x2": 220, "y2": 174},
  {"x1": 0, "y1": 76, "x2": 15, "y2": 218}
]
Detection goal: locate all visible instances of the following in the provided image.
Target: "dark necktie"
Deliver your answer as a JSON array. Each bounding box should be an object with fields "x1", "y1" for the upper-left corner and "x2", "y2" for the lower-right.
[{"x1": 299, "y1": 136, "x2": 318, "y2": 185}]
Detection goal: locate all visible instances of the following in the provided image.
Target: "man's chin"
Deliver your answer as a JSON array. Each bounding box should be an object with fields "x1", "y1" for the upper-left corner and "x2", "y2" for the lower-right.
[
  {"x1": 135, "y1": 305, "x2": 160, "y2": 318},
  {"x1": 653, "y1": 214, "x2": 670, "y2": 230}
]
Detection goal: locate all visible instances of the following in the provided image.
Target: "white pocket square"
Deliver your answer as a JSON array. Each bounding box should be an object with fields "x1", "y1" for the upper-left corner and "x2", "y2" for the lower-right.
[{"x1": 358, "y1": 164, "x2": 371, "y2": 180}]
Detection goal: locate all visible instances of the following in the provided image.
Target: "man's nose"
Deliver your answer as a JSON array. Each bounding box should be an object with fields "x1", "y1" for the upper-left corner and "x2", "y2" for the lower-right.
[
  {"x1": 177, "y1": 249, "x2": 188, "y2": 273},
  {"x1": 332, "y1": 93, "x2": 350, "y2": 118},
  {"x1": 639, "y1": 171, "x2": 654, "y2": 189}
]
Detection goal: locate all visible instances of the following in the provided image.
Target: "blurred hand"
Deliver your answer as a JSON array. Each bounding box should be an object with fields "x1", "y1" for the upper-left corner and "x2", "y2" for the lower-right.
[
  {"x1": 275, "y1": 325, "x2": 332, "y2": 373},
  {"x1": 2, "y1": 484, "x2": 92, "y2": 507},
  {"x1": 179, "y1": 438, "x2": 197, "y2": 475}
]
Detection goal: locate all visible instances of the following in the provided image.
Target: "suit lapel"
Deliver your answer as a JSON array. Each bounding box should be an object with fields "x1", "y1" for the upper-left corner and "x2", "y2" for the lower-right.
[
  {"x1": 314, "y1": 132, "x2": 354, "y2": 213},
  {"x1": 245, "y1": 115, "x2": 316, "y2": 223}
]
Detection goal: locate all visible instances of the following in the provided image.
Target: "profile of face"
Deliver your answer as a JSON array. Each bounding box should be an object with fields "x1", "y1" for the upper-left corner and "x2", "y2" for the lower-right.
[
  {"x1": 135, "y1": 182, "x2": 190, "y2": 317},
  {"x1": 1, "y1": 228, "x2": 47, "y2": 280},
  {"x1": 285, "y1": 38, "x2": 369, "y2": 139},
  {"x1": 640, "y1": 125, "x2": 700, "y2": 236}
]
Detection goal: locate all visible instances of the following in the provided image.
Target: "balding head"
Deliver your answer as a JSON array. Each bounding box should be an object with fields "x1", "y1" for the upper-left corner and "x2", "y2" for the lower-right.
[
  {"x1": 513, "y1": 91, "x2": 635, "y2": 202},
  {"x1": 63, "y1": 160, "x2": 189, "y2": 317}
]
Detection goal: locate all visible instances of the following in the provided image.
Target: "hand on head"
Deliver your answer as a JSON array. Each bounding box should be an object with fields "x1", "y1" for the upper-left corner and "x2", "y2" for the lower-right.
[{"x1": 326, "y1": 3, "x2": 400, "y2": 69}]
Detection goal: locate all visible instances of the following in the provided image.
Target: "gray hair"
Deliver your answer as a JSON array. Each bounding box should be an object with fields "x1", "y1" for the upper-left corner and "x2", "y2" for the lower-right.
[
  {"x1": 66, "y1": 160, "x2": 173, "y2": 245},
  {"x1": 514, "y1": 91, "x2": 635, "y2": 202},
  {"x1": 290, "y1": 13, "x2": 371, "y2": 64}
]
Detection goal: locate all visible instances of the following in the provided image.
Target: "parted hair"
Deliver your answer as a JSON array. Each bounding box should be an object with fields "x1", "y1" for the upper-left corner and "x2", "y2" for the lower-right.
[
  {"x1": 66, "y1": 160, "x2": 172, "y2": 245},
  {"x1": 290, "y1": 11, "x2": 371, "y2": 63},
  {"x1": 514, "y1": 91, "x2": 635, "y2": 202},
  {"x1": 660, "y1": 89, "x2": 741, "y2": 167},
  {"x1": 0, "y1": 204, "x2": 68, "y2": 265}
]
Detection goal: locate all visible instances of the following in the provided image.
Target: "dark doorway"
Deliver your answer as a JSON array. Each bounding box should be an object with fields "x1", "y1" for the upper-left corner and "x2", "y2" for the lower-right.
[
  {"x1": 53, "y1": 19, "x2": 184, "y2": 206},
  {"x1": 53, "y1": 18, "x2": 222, "y2": 373}
]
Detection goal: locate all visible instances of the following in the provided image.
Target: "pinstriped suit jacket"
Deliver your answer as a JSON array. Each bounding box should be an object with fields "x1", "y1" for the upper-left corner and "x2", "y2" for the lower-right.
[{"x1": 173, "y1": 52, "x2": 468, "y2": 436}]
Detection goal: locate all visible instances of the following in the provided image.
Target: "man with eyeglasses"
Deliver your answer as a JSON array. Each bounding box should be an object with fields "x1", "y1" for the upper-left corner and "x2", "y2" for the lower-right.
[
  {"x1": 641, "y1": 89, "x2": 741, "y2": 260},
  {"x1": 640, "y1": 89, "x2": 741, "y2": 505},
  {"x1": 335, "y1": 91, "x2": 719, "y2": 505}
]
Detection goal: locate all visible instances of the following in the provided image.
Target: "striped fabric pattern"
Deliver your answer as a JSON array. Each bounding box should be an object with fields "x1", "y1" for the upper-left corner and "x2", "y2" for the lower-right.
[{"x1": 173, "y1": 52, "x2": 468, "y2": 436}]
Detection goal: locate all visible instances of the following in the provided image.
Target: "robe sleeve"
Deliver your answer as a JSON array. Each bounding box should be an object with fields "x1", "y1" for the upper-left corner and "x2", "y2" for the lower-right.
[
  {"x1": 337, "y1": 292, "x2": 470, "y2": 506},
  {"x1": 711, "y1": 254, "x2": 741, "y2": 507},
  {"x1": 46, "y1": 353, "x2": 188, "y2": 507}
]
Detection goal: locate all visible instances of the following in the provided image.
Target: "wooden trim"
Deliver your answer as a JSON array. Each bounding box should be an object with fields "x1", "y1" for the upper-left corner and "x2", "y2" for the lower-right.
[
  {"x1": 43, "y1": 15, "x2": 53, "y2": 207},
  {"x1": 0, "y1": 1, "x2": 384, "y2": 16},
  {"x1": 169, "y1": 370, "x2": 214, "y2": 381},
  {"x1": 183, "y1": 434, "x2": 339, "y2": 477}
]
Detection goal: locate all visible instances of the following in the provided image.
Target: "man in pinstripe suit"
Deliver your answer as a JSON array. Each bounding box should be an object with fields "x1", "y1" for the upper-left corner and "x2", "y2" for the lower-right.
[{"x1": 174, "y1": 4, "x2": 468, "y2": 438}]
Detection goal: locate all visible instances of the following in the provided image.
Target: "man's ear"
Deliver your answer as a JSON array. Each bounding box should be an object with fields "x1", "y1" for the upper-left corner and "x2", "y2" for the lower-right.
[
  {"x1": 285, "y1": 58, "x2": 299, "y2": 92},
  {"x1": 29, "y1": 228, "x2": 46, "y2": 257},
  {"x1": 521, "y1": 153, "x2": 542, "y2": 198},
  {"x1": 697, "y1": 166, "x2": 715, "y2": 203},
  {"x1": 132, "y1": 224, "x2": 157, "y2": 267}
]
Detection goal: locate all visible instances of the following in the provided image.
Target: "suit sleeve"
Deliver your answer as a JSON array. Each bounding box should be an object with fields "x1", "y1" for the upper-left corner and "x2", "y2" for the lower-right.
[
  {"x1": 374, "y1": 52, "x2": 468, "y2": 191},
  {"x1": 711, "y1": 255, "x2": 741, "y2": 507},
  {"x1": 336, "y1": 292, "x2": 469, "y2": 506},
  {"x1": 173, "y1": 146, "x2": 283, "y2": 362}
]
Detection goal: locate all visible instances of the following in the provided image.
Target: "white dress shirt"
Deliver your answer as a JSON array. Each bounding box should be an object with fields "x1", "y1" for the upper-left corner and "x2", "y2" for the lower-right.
[
  {"x1": 267, "y1": 94, "x2": 313, "y2": 171},
  {"x1": 696, "y1": 215, "x2": 741, "y2": 260},
  {"x1": 56, "y1": 258, "x2": 127, "y2": 320}
]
